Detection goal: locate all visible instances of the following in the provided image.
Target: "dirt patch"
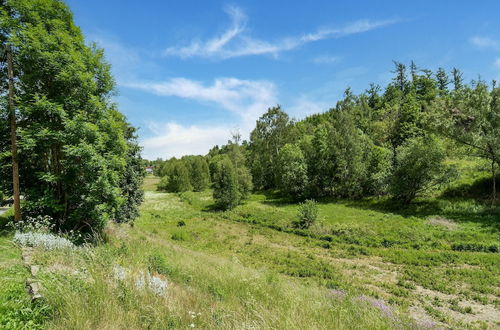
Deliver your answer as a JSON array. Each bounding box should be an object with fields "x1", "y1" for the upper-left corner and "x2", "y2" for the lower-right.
[{"x1": 413, "y1": 285, "x2": 500, "y2": 327}]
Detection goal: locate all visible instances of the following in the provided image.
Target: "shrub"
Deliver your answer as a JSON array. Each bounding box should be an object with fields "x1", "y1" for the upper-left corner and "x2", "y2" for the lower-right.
[
  {"x1": 294, "y1": 200, "x2": 319, "y2": 229},
  {"x1": 148, "y1": 253, "x2": 170, "y2": 275},
  {"x1": 390, "y1": 136, "x2": 452, "y2": 203},
  {"x1": 157, "y1": 176, "x2": 170, "y2": 191},
  {"x1": 171, "y1": 231, "x2": 189, "y2": 241}
]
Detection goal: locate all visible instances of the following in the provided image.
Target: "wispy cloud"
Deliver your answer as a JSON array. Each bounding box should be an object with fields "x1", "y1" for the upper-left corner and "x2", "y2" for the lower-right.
[
  {"x1": 123, "y1": 77, "x2": 276, "y2": 122},
  {"x1": 469, "y1": 36, "x2": 500, "y2": 50},
  {"x1": 164, "y1": 6, "x2": 399, "y2": 59},
  {"x1": 125, "y1": 75, "x2": 279, "y2": 158}
]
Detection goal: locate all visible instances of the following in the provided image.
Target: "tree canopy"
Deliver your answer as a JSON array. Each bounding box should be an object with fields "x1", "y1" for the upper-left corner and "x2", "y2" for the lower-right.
[{"x1": 0, "y1": 0, "x2": 144, "y2": 234}]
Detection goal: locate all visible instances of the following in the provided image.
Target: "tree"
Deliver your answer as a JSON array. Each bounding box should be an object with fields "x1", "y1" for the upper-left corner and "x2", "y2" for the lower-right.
[
  {"x1": 190, "y1": 157, "x2": 210, "y2": 192},
  {"x1": 249, "y1": 106, "x2": 290, "y2": 189},
  {"x1": 166, "y1": 161, "x2": 192, "y2": 192},
  {"x1": 278, "y1": 143, "x2": 308, "y2": 199},
  {"x1": 114, "y1": 114, "x2": 145, "y2": 223},
  {"x1": 430, "y1": 81, "x2": 500, "y2": 202},
  {"x1": 212, "y1": 157, "x2": 240, "y2": 210},
  {"x1": 390, "y1": 136, "x2": 450, "y2": 204},
  {"x1": 0, "y1": 0, "x2": 143, "y2": 233},
  {"x1": 436, "y1": 67, "x2": 449, "y2": 93},
  {"x1": 392, "y1": 61, "x2": 408, "y2": 91},
  {"x1": 365, "y1": 145, "x2": 392, "y2": 196},
  {"x1": 328, "y1": 110, "x2": 372, "y2": 198}
]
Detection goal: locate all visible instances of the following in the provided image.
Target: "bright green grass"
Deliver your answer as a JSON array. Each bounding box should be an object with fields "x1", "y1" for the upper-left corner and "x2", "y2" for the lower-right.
[
  {"x1": 0, "y1": 232, "x2": 49, "y2": 329},
  {"x1": 28, "y1": 187, "x2": 402, "y2": 329},
  {"x1": 3, "y1": 173, "x2": 499, "y2": 329},
  {"x1": 170, "y1": 180, "x2": 499, "y2": 328}
]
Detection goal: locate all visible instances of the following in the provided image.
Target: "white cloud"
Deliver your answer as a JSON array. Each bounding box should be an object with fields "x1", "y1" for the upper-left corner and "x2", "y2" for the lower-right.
[
  {"x1": 164, "y1": 7, "x2": 398, "y2": 59},
  {"x1": 140, "y1": 122, "x2": 231, "y2": 159},
  {"x1": 124, "y1": 75, "x2": 279, "y2": 159},
  {"x1": 470, "y1": 36, "x2": 500, "y2": 50},
  {"x1": 123, "y1": 77, "x2": 277, "y2": 122}
]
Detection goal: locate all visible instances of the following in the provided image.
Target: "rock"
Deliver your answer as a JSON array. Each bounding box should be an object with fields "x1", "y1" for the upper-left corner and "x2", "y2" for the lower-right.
[
  {"x1": 30, "y1": 265, "x2": 40, "y2": 277},
  {"x1": 26, "y1": 280, "x2": 43, "y2": 300}
]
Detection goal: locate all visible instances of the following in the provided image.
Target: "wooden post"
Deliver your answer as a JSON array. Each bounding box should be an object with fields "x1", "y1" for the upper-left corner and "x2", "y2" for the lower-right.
[{"x1": 6, "y1": 44, "x2": 21, "y2": 221}]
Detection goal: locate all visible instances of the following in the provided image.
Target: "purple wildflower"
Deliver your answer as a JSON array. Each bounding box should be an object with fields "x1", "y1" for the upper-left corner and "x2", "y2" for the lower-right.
[{"x1": 357, "y1": 295, "x2": 396, "y2": 321}]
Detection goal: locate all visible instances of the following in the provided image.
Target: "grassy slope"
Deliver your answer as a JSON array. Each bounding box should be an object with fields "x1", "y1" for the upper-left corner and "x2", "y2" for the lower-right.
[
  {"x1": 0, "y1": 210, "x2": 48, "y2": 329},
  {"x1": 2, "y1": 170, "x2": 499, "y2": 329},
  {"x1": 26, "y1": 177, "x2": 397, "y2": 329},
  {"x1": 171, "y1": 186, "x2": 500, "y2": 327}
]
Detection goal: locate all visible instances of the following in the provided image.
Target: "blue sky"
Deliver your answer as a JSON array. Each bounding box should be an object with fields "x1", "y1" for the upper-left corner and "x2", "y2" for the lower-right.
[{"x1": 65, "y1": 0, "x2": 500, "y2": 160}]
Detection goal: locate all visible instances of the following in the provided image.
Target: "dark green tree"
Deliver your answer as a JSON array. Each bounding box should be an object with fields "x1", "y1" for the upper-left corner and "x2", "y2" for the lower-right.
[
  {"x1": 166, "y1": 161, "x2": 192, "y2": 192},
  {"x1": 0, "y1": 0, "x2": 143, "y2": 233},
  {"x1": 190, "y1": 156, "x2": 210, "y2": 192},
  {"x1": 212, "y1": 157, "x2": 240, "y2": 210}
]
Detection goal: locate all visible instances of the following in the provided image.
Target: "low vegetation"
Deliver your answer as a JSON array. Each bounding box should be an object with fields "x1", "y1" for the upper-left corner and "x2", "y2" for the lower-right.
[{"x1": 1, "y1": 176, "x2": 498, "y2": 328}]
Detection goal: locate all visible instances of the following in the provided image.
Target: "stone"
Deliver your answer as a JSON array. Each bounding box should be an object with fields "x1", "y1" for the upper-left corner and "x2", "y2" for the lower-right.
[{"x1": 30, "y1": 265, "x2": 40, "y2": 277}]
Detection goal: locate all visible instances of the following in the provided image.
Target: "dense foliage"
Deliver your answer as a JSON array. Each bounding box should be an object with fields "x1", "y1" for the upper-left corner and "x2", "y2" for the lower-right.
[
  {"x1": 0, "y1": 0, "x2": 144, "y2": 233},
  {"x1": 155, "y1": 61, "x2": 499, "y2": 206}
]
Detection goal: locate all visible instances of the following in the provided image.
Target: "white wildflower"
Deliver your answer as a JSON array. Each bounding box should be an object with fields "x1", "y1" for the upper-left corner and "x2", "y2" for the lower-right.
[
  {"x1": 13, "y1": 231, "x2": 75, "y2": 250},
  {"x1": 112, "y1": 265, "x2": 128, "y2": 281},
  {"x1": 149, "y1": 274, "x2": 168, "y2": 296},
  {"x1": 135, "y1": 271, "x2": 168, "y2": 296}
]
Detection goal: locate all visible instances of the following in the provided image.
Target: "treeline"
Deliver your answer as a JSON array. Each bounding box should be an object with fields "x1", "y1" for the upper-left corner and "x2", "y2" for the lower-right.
[
  {"x1": 157, "y1": 62, "x2": 500, "y2": 210},
  {"x1": 0, "y1": 0, "x2": 144, "y2": 235}
]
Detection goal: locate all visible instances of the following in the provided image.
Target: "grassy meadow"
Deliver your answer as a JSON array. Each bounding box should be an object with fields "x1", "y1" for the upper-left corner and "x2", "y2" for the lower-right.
[{"x1": 1, "y1": 171, "x2": 499, "y2": 329}]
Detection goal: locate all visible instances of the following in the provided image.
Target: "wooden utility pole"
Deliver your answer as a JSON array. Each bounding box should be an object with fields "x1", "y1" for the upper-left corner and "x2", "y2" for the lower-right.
[{"x1": 6, "y1": 44, "x2": 21, "y2": 221}]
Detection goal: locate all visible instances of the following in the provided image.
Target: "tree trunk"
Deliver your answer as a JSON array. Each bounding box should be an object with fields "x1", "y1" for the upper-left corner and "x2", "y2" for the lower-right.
[
  {"x1": 6, "y1": 45, "x2": 21, "y2": 222},
  {"x1": 493, "y1": 159, "x2": 497, "y2": 206}
]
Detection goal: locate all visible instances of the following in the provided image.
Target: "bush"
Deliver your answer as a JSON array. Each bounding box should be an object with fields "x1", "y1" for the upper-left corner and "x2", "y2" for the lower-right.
[
  {"x1": 157, "y1": 176, "x2": 170, "y2": 191},
  {"x1": 294, "y1": 199, "x2": 319, "y2": 229},
  {"x1": 148, "y1": 253, "x2": 170, "y2": 275},
  {"x1": 390, "y1": 136, "x2": 451, "y2": 203}
]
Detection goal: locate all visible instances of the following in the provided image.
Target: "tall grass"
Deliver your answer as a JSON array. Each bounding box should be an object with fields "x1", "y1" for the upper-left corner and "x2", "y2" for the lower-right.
[{"x1": 36, "y1": 228, "x2": 402, "y2": 329}]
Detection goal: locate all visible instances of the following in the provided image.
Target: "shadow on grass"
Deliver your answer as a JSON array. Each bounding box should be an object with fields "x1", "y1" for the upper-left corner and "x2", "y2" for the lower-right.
[
  {"x1": 252, "y1": 188, "x2": 500, "y2": 232},
  {"x1": 344, "y1": 197, "x2": 500, "y2": 231},
  {"x1": 442, "y1": 175, "x2": 499, "y2": 200},
  {"x1": 0, "y1": 211, "x2": 13, "y2": 237}
]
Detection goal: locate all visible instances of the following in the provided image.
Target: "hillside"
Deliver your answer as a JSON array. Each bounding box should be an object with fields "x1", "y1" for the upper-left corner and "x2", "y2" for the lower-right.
[{"x1": 1, "y1": 175, "x2": 498, "y2": 329}]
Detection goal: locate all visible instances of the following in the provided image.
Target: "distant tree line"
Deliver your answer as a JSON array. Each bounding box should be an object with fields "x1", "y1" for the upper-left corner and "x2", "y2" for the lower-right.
[
  {"x1": 157, "y1": 61, "x2": 500, "y2": 210},
  {"x1": 0, "y1": 0, "x2": 144, "y2": 235}
]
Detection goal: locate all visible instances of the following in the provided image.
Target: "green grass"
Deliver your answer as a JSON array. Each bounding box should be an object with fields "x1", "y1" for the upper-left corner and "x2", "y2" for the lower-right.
[
  {"x1": 1, "y1": 174, "x2": 499, "y2": 328},
  {"x1": 0, "y1": 231, "x2": 49, "y2": 329}
]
